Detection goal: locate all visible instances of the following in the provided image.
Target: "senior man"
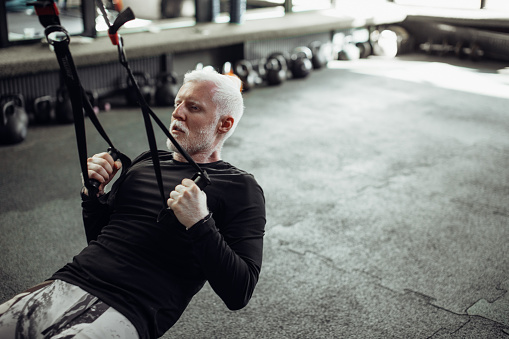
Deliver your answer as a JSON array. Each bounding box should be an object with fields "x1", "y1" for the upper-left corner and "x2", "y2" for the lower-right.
[{"x1": 0, "y1": 68, "x2": 266, "y2": 339}]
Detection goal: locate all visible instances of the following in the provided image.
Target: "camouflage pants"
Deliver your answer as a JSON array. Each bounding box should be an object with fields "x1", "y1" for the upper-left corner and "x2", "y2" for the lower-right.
[{"x1": 0, "y1": 279, "x2": 138, "y2": 339}]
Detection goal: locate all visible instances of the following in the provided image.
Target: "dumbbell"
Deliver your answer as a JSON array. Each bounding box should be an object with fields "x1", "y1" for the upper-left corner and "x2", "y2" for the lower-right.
[
  {"x1": 419, "y1": 39, "x2": 454, "y2": 56},
  {"x1": 469, "y1": 42, "x2": 484, "y2": 62},
  {"x1": 455, "y1": 41, "x2": 484, "y2": 61}
]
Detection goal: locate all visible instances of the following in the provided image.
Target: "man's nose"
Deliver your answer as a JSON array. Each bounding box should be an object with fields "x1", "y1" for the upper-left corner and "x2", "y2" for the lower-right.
[{"x1": 172, "y1": 103, "x2": 185, "y2": 120}]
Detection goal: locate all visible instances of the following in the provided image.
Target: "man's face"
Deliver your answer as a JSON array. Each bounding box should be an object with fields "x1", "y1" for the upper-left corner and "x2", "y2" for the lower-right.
[{"x1": 167, "y1": 81, "x2": 220, "y2": 156}]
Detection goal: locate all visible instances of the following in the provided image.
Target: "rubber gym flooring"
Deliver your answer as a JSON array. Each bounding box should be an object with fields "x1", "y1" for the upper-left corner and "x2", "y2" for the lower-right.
[{"x1": 1, "y1": 53, "x2": 509, "y2": 338}]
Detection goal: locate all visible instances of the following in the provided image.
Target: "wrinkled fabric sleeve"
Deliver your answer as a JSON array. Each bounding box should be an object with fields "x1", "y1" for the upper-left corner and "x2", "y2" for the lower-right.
[
  {"x1": 81, "y1": 193, "x2": 112, "y2": 244},
  {"x1": 79, "y1": 151, "x2": 140, "y2": 244},
  {"x1": 185, "y1": 180, "x2": 266, "y2": 310}
]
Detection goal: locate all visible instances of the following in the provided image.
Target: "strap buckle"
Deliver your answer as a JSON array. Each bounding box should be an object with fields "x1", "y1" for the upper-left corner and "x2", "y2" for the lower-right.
[{"x1": 44, "y1": 25, "x2": 70, "y2": 46}]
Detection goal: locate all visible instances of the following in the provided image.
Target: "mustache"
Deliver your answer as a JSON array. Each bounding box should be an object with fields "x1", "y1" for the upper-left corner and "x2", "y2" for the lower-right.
[{"x1": 170, "y1": 120, "x2": 188, "y2": 135}]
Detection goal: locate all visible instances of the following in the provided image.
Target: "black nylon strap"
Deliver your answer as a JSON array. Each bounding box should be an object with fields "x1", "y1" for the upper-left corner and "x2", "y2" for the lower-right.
[
  {"x1": 49, "y1": 30, "x2": 91, "y2": 191},
  {"x1": 28, "y1": 0, "x2": 60, "y2": 27},
  {"x1": 80, "y1": 87, "x2": 114, "y2": 149},
  {"x1": 114, "y1": 37, "x2": 205, "y2": 175},
  {"x1": 34, "y1": 1, "x2": 210, "y2": 211},
  {"x1": 115, "y1": 34, "x2": 211, "y2": 210},
  {"x1": 123, "y1": 61, "x2": 167, "y2": 207},
  {"x1": 95, "y1": 1, "x2": 211, "y2": 209},
  {"x1": 43, "y1": 24, "x2": 128, "y2": 198}
]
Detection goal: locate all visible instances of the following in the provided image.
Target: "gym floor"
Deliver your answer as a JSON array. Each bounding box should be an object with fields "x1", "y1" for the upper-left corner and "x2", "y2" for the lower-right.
[{"x1": 1, "y1": 53, "x2": 509, "y2": 338}]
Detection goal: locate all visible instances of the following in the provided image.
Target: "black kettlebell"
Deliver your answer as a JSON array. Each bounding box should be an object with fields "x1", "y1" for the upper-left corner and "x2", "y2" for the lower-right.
[
  {"x1": 0, "y1": 94, "x2": 29, "y2": 145},
  {"x1": 126, "y1": 72, "x2": 153, "y2": 106},
  {"x1": 55, "y1": 86, "x2": 74, "y2": 124},
  {"x1": 155, "y1": 72, "x2": 179, "y2": 107},
  {"x1": 289, "y1": 46, "x2": 313, "y2": 79},
  {"x1": 265, "y1": 54, "x2": 287, "y2": 86},
  {"x1": 308, "y1": 41, "x2": 327, "y2": 69},
  {"x1": 234, "y1": 60, "x2": 257, "y2": 92},
  {"x1": 33, "y1": 95, "x2": 54, "y2": 124}
]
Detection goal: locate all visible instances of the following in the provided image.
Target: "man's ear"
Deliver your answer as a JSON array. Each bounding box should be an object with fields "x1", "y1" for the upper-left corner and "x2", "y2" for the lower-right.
[{"x1": 218, "y1": 116, "x2": 234, "y2": 135}]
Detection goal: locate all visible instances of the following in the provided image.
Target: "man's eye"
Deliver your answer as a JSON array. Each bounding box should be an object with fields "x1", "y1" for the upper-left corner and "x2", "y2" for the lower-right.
[{"x1": 190, "y1": 105, "x2": 199, "y2": 111}]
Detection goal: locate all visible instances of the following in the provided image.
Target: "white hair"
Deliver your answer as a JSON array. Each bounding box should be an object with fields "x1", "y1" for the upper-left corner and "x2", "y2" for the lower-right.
[{"x1": 183, "y1": 68, "x2": 244, "y2": 140}]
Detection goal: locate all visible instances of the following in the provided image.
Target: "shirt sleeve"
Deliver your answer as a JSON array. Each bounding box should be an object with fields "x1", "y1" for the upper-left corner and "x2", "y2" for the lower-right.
[
  {"x1": 186, "y1": 177, "x2": 266, "y2": 310},
  {"x1": 81, "y1": 192, "x2": 113, "y2": 244}
]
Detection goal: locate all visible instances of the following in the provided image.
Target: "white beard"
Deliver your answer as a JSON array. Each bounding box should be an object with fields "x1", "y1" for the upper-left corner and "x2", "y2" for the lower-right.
[{"x1": 166, "y1": 120, "x2": 216, "y2": 156}]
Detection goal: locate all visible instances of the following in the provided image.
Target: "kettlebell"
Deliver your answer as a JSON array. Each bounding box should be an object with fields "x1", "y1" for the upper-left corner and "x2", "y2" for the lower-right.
[
  {"x1": 289, "y1": 46, "x2": 313, "y2": 79},
  {"x1": 125, "y1": 72, "x2": 154, "y2": 106},
  {"x1": 33, "y1": 95, "x2": 54, "y2": 124},
  {"x1": 55, "y1": 86, "x2": 74, "y2": 124},
  {"x1": 265, "y1": 54, "x2": 287, "y2": 86},
  {"x1": 155, "y1": 72, "x2": 179, "y2": 107},
  {"x1": 308, "y1": 41, "x2": 327, "y2": 69},
  {"x1": 0, "y1": 94, "x2": 29, "y2": 145},
  {"x1": 234, "y1": 60, "x2": 257, "y2": 92}
]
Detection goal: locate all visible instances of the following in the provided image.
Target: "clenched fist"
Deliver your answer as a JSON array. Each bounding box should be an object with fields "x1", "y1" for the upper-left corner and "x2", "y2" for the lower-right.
[
  {"x1": 82, "y1": 152, "x2": 122, "y2": 197},
  {"x1": 167, "y1": 178, "x2": 209, "y2": 229}
]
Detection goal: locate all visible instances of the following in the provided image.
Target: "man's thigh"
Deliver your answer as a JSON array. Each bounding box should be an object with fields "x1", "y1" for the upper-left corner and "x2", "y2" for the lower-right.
[
  {"x1": 0, "y1": 280, "x2": 138, "y2": 339},
  {"x1": 51, "y1": 303, "x2": 139, "y2": 339}
]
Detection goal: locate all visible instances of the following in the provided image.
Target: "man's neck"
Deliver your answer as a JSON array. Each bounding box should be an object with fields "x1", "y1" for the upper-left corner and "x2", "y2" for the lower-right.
[{"x1": 173, "y1": 150, "x2": 221, "y2": 164}]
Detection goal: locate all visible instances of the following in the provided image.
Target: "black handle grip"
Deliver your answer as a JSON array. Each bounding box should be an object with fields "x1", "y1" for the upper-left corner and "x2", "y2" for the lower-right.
[
  {"x1": 192, "y1": 170, "x2": 211, "y2": 190},
  {"x1": 87, "y1": 148, "x2": 119, "y2": 197},
  {"x1": 156, "y1": 170, "x2": 211, "y2": 224}
]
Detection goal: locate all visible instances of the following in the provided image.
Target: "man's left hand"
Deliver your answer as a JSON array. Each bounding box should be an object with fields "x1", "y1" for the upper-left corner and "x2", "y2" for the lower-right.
[{"x1": 167, "y1": 178, "x2": 209, "y2": 229}]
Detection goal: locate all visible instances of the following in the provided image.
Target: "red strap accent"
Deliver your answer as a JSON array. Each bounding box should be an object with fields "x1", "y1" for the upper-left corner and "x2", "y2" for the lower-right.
[
  {"x1": 34, "y1": 2, "x2": 59, "y2": 17},
  {"x1": 109, "y1": 33, "x2": 119, "y2": 46}
]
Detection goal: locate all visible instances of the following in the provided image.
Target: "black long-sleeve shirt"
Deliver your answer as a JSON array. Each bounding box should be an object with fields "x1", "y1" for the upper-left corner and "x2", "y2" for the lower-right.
[{"x1": 51, "y1": 151, "x2": 266, "y2": 338}]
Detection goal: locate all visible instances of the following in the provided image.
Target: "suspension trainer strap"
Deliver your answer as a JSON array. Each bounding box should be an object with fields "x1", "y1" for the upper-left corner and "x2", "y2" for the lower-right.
[
  {"x1": 30, "y1": 0, "x2": 129, "y2": 199},
  {"x1": 45, "y1": 26, "x2": 92, "y2": 189},
  {"x1": 81, "y1": 88, "x2": 113, "y2": 148},
  {"x1": 121, "y1": 50, "x2": 167, "y2": 207},
  {"x1": 97, "y1": 6, "x2": 169, "y2": 209},
  {"x1": 120, "y1": 42, "x2": 211, "y2": 209},
  {"x1": 96, "y1": 4, "x2": 211, "y2": 208},
  {"x1": 80, "y1": 86, "x2": 132, "y2": 183},
  {"x1": 29, "y1": 0, "x2": 60, "y2": 27}
]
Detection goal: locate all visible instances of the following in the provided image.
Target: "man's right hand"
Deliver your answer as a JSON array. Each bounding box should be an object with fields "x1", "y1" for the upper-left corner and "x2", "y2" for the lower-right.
[{"x1": 82, "y1": 152, "x2": 122, "y2": 197}]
